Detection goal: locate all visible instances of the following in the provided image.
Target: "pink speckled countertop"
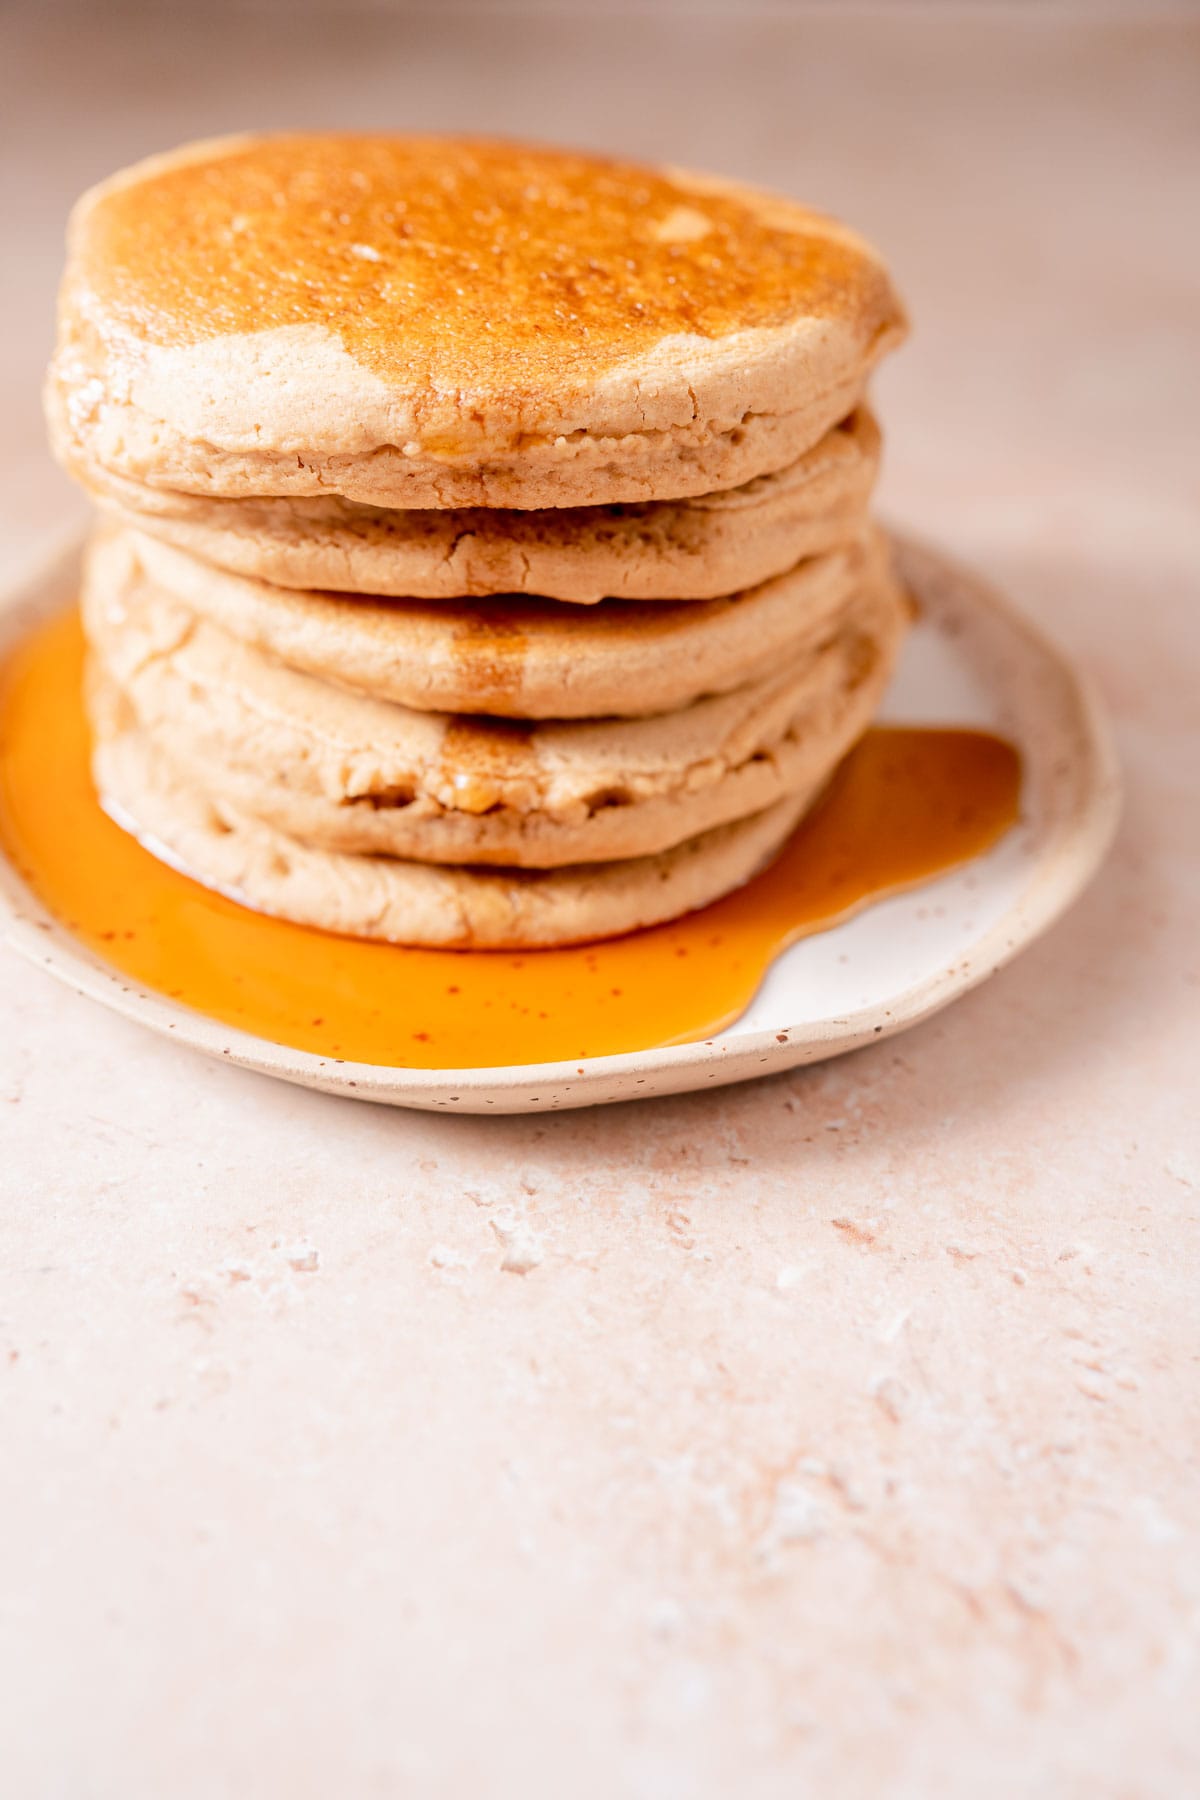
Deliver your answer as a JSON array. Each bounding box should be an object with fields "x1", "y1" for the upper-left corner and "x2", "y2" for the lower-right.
[{"x1": 2, "y1": 6, "x2": 1198, "y2": 1795}]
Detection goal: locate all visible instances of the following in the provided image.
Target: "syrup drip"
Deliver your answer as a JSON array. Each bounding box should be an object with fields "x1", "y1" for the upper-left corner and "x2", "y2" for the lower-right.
[{"x1": 0, "y1": 608, "x2": 1021, "y2": 1070}]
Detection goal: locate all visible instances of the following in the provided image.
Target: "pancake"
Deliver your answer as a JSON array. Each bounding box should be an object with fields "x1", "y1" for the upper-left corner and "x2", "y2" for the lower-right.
[
  {"x1": 48, "y1": 133, "x2": 906, "y2": 510},
  {"x1": 91, "y1": 717, "x2": 815, "y2": 949},
  {"x1": 107, "y1": 523, "x2": 889, "y2": 720},
  {"x1": 83, "y1": 551, "x2": 907, "y2": 869},
  {"x1": 84, "y1": 409, "x2": 880, "y2": 603}
]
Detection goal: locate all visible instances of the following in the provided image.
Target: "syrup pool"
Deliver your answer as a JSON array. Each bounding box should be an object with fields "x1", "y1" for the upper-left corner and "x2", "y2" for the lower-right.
[{"x1": 0, "y1": 607, "x2": 1021, "y2": 1069}]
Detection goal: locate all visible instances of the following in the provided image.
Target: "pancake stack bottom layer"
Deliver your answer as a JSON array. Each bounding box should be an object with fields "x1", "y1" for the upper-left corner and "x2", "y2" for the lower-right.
[{"x1": 48, "y1": 134, "x2": 911, "y2": 948}]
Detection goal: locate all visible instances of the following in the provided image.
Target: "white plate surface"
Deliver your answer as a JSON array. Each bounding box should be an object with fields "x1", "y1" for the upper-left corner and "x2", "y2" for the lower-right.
[{"x1": 0, "y1": 532, "x2": 1119, "y2": 1113}]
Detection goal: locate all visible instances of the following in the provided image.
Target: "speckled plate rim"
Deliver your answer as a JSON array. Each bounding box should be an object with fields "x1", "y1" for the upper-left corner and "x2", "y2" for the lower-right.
[{"x1": 0, "y1": 528, "x2": 1120, "y2": 1113}]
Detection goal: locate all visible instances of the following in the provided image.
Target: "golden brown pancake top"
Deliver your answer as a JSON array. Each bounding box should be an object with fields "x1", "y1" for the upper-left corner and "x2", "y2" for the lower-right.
[{"x1": 75, "y1": 134, "x2": 899, "y2": 401}]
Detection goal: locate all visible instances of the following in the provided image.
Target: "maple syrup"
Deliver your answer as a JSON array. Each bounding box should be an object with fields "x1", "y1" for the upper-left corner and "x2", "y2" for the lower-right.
[{"x1": 0, "y1": 607, "x2": 1021, "y2": 1070}]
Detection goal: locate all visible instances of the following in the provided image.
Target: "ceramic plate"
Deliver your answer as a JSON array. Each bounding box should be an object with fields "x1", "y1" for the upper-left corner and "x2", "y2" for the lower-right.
[{"x1": 0, "y1": 532, "x2": 1119, "y2": 1113}]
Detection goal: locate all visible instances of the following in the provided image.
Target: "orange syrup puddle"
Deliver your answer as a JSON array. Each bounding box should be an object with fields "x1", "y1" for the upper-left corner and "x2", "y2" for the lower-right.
[{"x1": 0, "y1": 607, "x2": 1022, "y2": 1070}]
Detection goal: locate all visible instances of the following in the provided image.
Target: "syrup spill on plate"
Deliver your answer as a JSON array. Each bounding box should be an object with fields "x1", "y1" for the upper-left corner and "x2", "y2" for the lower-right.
[{"x1": 0, "y1": 607, "x2": 1021, "y2": 1068}]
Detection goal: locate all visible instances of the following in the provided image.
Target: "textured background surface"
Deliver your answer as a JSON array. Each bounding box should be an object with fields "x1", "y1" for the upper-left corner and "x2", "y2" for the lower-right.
[{"x1": 2, "y1": 4, "x2": 1198, "y2": 1795}]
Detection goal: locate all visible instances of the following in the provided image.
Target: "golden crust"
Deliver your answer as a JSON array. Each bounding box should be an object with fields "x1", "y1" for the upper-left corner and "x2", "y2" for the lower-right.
[{"x1": 48, "y1": 133, "x2": 906, "y2": 508}]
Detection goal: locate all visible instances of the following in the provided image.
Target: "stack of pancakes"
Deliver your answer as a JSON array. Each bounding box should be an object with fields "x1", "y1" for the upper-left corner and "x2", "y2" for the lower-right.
[{"x1": 47, "y1": 134, "x2": 908, "y2": 948}]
